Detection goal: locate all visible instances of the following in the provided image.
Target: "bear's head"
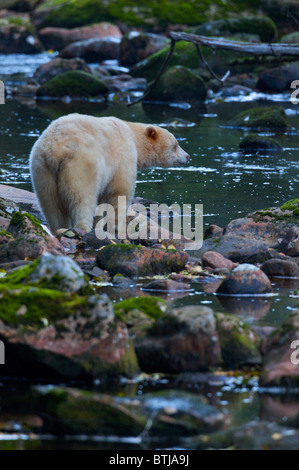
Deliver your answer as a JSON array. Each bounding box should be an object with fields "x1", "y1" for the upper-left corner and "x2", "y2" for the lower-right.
[{"x1": 139, "y1": 125, "x2": 190, "y2": 169}]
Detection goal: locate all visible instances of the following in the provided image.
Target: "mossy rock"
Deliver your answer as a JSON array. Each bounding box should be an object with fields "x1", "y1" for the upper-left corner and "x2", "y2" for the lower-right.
[
  {"x1": 0, "y1": 284, "x2": 89, "y2": 328},
  {"x1": 229, "y1": 106, "x2": 290, "y2": 131},
  {"x1": 0, "y1": 197, "x2": 19, "y2": 219},
  {"x1": 281, "y1": 199, "x2": 299, "y2": 216},
  {"x1": 131, "y1": 39, "x2": 248, "y2": 82},
  {"x1": 36, "y1": 70, "x2": 108, "y2": 99},
  {"x1": 0, "y1": 15, "x2": 34, "y2": 34},
  {"x1": 33, "y1": 0, "x2": 260, "y2": 30},
  {"x1": 33, "y1": 386, "x2": 146, "y2": 435},
  {"x1": 115, "y1": 296, "x2": 167, "y2": 322},
  {"x1": 215, "y1": 312, "x2": 261, "y2": 369},
  {"x1": 239, "y1": 134, "x2": 282, "y2": 154},
  {"x1": 131, "y1": 42, "x2": 200, "y2": 81},
  {"x1": 280, "y1": 32, "x2": 299, "y2": 44},
  {"x1": 147, "y1": 65, "x2": 207, "y2": 102},
  {"x1": 0, "y1": 253, "x2": 92, "y2": 294},
  {"x1": 189, "y1": 16, "x2": 277, "y2": 42}
]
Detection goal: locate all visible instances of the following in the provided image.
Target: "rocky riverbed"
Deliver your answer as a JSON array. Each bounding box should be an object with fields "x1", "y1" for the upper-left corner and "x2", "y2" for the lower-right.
[{"x1": 0, "y1": 0, "x2": 299, "y2": 450}]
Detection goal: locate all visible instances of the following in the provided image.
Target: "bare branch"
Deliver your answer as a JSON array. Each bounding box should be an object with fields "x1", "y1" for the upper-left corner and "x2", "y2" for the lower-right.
[{"x1": 128, "y1": 37, "x2": 176, "y2": 107}]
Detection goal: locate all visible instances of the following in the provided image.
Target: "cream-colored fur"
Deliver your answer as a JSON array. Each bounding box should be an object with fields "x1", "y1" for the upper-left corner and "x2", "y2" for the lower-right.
[{"x1": 29, "y1": 113, "x2": 190, "y2": 232}]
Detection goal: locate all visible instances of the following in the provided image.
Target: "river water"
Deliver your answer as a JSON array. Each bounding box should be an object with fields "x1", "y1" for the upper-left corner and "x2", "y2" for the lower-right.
[{"x1": 0, "y1": 53, "x2": 299, "y2": 449}]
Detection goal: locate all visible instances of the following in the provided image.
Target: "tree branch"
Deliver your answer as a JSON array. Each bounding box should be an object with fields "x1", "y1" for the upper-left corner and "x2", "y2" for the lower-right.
[{"x1": 128, "y1": 31, "x2": 299, "y2": 106}]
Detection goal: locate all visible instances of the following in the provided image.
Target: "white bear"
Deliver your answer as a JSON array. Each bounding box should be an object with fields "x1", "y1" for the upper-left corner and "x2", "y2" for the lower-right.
[{"x1": 29, "y1": 113, "x2": 190, "y2": 233}]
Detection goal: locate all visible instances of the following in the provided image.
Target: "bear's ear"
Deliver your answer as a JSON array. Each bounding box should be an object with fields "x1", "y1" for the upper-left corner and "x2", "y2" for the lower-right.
[{"x1": 145, "y1": 126, "x2": 158, "y2": 140}]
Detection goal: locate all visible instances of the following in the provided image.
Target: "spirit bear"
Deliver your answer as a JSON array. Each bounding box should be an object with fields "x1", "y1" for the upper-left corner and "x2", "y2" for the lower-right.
[{"x1": 29, "y1": 113, "x2": 190, "y2": 233}]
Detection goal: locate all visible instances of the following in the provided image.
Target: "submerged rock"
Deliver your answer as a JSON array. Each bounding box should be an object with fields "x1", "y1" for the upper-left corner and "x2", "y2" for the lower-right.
[
  {"x1": 36, "y1": 70, "x2": 109, "y2": 98},
  {"x1": 33, "y1": 57, "x2": 91, "y2": 85},
  {"x1": 216, "y1": 264, "x2": 272, "y2": 295},
  {"x1": 147, "y1": 65, "x2": 207, "y2": 103},
  {"x1": 33, "y1": 387, "x2": 230, "y2": 438},
  {"x1": 142, "y1": 279, "x2": 191, "y2": 292},
  {"x1": 239, "y1": 134, "x2": 282, "y2": 154},
  {"x1": 186, "y1": 420, "x2": 299, "y2": 450},
  {"x1": 96, "y1": 243, "x2": 188, "y2": 278},
  {"x1": 229, "y1": 106, "x2": 290, "y2": 132}
]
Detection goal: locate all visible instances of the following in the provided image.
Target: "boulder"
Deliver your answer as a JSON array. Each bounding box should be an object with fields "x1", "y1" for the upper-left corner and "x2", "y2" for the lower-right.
[
  {"x1": 229, "y1": 106, "x2": 290, "y2": 132},
  {"x1": 59, "y1": 37, "x2": 121, "y2": 62},
  {"x1": 96, "y1": 243, "x2": 188, "y2": 278},
  {"x1": 199, "y1": 204, "x2": 299, "y2": 262},
  {"x1": 0, "y1": 210, "x2": 65, "y2": 263},
  {"x1": 257, "y1": 64, "x2": 299, "y2": 92},
  {"x1": 239, "y1": 134, "x2": 282, "y2": 154},
  {"x1": 135, "y1": 306, "x2": 222, "y2": 373},
  {"x1": 147, "y1": 65, "x2": 207, "y2": 102},
  {"x1": 260, "y1": 310, "x2": 299, "y2": 388},
  {"x1": 134, "y1": 306, "x2": 261, "y2": 373},
  {"x1": 36, "y1": 70, "x2": 108, "y2": 98},
  {"x1": 0, "y1": 18, "x2": 43, "y2": 53},
  {"x1": 216, "y1": 264, "x2": 272, "y2": 295},
  {"x1": 33, "y1": 57, "x2": 91, "y2": 85},
  {"x1": 261, "y1": 258, "x2": 299, "y2": 278},
  {"x1": 201, "y1": 251, "x2": 236, "y2": 271},
  {"x1": 120, "y1": 31, "x2": 170, "y2": 66},
  {"x1": 215, "y1": 312, "x2": 261, "y2": 368},
  {"x1": 280, "y1": 32, "x2": 299, "y2": 43},
  {"x1": 38, "y1": 22, "x2": 122, "y2": 51},
  {"x1": 0, "y1": 288, "x2": 138, "y2": 379}
]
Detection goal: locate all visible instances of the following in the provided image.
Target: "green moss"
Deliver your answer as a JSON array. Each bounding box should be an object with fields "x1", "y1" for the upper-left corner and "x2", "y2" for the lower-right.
[
  {"x1": 131, "y1": 42, "x2": 200, "y2": 81},
  {"x1": 0, "y1": 285, "x2": 89, "y2": 328},
  {"x1": 10, "y1": 211, "x2": 42, "y2": 230},
  {"x1": 35, "y1": 0, "x2": 260, "y2": 29},
  {"x1": 281, "y1": 199, "x2": 299, "y2": 212},
  {"x1": 37, "y1": 71, "x2": 108, "y2": 99},
  {"x1": 189, "y1": 16, "x2": 277, "y2": 42},
  {"x1": 147, "y1": 65, "x2": 207, "y2": 102},
  {"x1": 0, "y1": 15, "x2": 35, "y2": 34},
  {"x1": 229, "y1": 106, "x2": 290, "y2": 132},
  {"x1": 114, "y1": 296, "x2": 166, "y2": 321},
  {"x1": 215, "y1": 313, "x2": 261, "y2": 369},
  {"x1": 35, "y1": 386, "x2": 146, "y2": 435}
]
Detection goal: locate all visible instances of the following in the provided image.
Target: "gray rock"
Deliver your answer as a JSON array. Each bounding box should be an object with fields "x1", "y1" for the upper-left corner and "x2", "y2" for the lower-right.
[{"x1": 29, "y1": 252, "x2": 87, "y2": 293}]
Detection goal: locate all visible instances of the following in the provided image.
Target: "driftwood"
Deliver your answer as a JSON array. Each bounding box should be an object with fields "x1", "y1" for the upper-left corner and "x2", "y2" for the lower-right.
[{"x1": 128, "y1": 31, "x2": 299, "y2": 106}]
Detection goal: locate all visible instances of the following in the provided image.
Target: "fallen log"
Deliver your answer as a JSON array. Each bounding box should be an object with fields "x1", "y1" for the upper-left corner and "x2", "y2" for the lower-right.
[{"x1": 129, "y1": 32, "x2": 299, "y2": 106}]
